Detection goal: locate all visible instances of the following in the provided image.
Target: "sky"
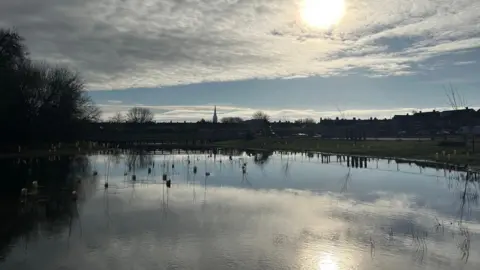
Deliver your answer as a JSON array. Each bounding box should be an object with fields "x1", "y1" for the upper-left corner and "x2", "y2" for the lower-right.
[{"x1": 1, "y1": 0, "x2": 480, "y2": 122}]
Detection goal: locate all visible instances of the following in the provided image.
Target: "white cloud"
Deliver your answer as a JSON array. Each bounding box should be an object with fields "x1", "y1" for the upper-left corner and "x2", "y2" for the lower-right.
[
  {"x1": 107, "y1": 100, "x2": 123, "y2": 104},
  {"x1": 281, "y1": 74, "x2": 310, "y2": 80},
  {"x1": 454, "y1": 61, "x2": 477, "y2": 66},
  {"x1": 65, "y1": 183, "x2": 480, "y2": 269},
  {"x1": 98, "y1": 103, "x2": 475, "y2": 122},
  {"x1": 1, "y1": 0, "x2": 479, "y2": 90}
]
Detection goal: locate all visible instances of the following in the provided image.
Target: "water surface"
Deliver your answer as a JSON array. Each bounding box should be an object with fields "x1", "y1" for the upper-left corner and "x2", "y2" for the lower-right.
[{"x1": 1, "y1": 150, "x2": 479, "y2": 270}]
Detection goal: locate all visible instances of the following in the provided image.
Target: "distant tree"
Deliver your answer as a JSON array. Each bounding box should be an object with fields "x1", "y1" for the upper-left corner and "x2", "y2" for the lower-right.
[
  {"x1": 221, "y1": 116, "x2": 244, "y2": 123},
  {"x1": 126, "y1": 107, "x2": 154, "y2": 123},
  {"x1": 303, "y1": 118, "x2": 315, "y2": 124},
  {"x1": 109, "y1": 112, "x2": 125, "y2": 123},
  {"x1": 252, "y1": 111, "x2": 270, "y2": 122},
  {"x1": 294, "y1": 118, "x2": 315, "y2": 125}
]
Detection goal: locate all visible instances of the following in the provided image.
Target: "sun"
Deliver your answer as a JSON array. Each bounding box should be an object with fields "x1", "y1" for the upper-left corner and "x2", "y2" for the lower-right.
[{"x1": 300, "y1": 0, "x2": 346, "y2": 29}]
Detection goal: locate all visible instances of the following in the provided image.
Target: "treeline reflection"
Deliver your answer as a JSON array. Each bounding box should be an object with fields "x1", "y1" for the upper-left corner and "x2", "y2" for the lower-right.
[{"x1": 0, "y1": 154, "x2": 94, "y2": 261}]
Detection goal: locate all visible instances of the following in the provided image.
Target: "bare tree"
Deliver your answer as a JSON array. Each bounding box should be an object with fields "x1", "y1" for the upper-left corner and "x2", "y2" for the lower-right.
[
  {"x1": 1, "y1": 28, "x2": 101, "y2": 144},
  {"x1": 252, "y1": 111, "x2": 270, "y2": 122},
  {"x1": 336, "y1": 105, "x2": 346, "y2": 119},
  {"x1": 109, "y1": 112, "x2": 125, "y2": 123},
  {"x1": 221, "y1": 116, "x2": 243, "y2": 123},
  {"x1": 126, "y1": 107, "x2": 154, "y2": 123},
  {"x1": 0, "y1": 28, "x2": 28, "y2": 69},
  {"x1": 303, "y1": 118, "x2": 316, "y2": 124},
  {"x1": 445, "y1": 84, "x2": 468, "y2": 110},
  {"x1": 444, "y1": 84, "x2": 475, "y2": 152},
  {"x1": 294, "y1": 118, "x2": 316, "y2": 125}
]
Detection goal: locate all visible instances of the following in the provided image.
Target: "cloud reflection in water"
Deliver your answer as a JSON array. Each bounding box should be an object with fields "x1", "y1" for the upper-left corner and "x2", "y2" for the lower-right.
[{"x1": 1, "y1": 152, "x2": 480, "y2": 270}]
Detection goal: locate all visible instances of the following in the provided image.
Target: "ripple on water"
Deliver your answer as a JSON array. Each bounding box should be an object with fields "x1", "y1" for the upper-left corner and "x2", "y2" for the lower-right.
[{"x1": 1, "y1": 152, "x2": 479, "y2": 269}]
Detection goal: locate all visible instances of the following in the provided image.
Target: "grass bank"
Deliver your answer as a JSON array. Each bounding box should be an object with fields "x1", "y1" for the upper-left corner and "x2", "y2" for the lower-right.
[
  {"x1": 0, "y1": 143, "x2": 110, "y2": 159},
  {"x1": 0, "y1": 143, "x2": 218, "y2": 159},
  {"x1": 3, "y1": 138, "x2": 479, "y2": 168},
  {"x1": 214, "y1": 137, "x2": 480, "y2": 167}
]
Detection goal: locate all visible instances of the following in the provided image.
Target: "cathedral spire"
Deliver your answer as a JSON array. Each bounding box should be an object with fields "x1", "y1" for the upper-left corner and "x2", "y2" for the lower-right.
[{"x1": 212, "y1": 105, "x2": 218, "y2": 123}]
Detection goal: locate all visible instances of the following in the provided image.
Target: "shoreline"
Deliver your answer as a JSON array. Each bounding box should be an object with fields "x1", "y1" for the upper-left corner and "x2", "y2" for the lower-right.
[
  {"x1": 220, "y1": 147, "x2": 480, "y2": 173},
  {"x1": 213, "y1": 138, "x2": 480, "y2": 170},
  {"x1": 2, "y1": 139, "x2": 479, "y2": 171}
]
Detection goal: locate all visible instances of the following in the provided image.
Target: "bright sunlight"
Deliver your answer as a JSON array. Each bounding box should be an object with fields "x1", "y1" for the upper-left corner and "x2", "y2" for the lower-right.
[
  {"x1": 301, "y1": 0, "x2": 346, "y2": 29},
  {"x1": 318, "y1": 254, "x2": 339, "y2": 270}
]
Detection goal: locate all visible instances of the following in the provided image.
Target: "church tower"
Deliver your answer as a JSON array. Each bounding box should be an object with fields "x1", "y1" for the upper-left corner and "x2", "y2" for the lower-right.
[{"x1": 212, "y1": 106, "x2": 218, "y2": 123}]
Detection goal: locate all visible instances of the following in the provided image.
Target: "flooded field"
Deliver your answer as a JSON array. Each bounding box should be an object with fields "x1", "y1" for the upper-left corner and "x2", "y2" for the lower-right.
[{"x1": 0, "y1": 150, "x2": 479, "y2": 270}]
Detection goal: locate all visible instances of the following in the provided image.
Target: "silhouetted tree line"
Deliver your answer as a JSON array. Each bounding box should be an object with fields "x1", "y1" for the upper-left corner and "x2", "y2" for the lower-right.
[
  {"x1": 221, "y1": 117, "x2": 244, "y2": 124},
  {"x1": 109, "y1": 107, "x2": 154, "y2": 123},
  {"x1": 0, "y1": 29, "x2": 100, "y2": 146}
]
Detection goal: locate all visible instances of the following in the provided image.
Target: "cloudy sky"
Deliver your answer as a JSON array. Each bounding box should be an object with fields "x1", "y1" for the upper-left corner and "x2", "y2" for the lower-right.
[{"x1": 1, "y1": 0, "x2": 480, "y2": 121}]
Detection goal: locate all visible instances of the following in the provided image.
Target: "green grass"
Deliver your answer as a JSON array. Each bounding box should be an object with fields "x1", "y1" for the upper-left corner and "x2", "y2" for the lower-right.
[{"x1": 214, "y1": 137, "x2": 480, "y2": 167}]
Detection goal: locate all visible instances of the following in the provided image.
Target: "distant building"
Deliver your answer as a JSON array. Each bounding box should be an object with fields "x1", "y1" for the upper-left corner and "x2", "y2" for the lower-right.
[
  {"x1": 212, "y1": 106, "x2": 218, "y2": 123},
  {"x1": 391, "y1": 108, "x2": 479, "y2": 135}
]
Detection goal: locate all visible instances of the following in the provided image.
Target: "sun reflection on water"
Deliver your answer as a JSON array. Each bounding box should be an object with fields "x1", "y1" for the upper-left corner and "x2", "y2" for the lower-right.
[{"x1": 318, "y1": 253, "x2": 338, "y2": 270}]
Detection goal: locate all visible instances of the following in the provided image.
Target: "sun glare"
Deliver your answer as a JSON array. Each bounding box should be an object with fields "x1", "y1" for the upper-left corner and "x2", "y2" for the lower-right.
[
  {"x1": 301, "y1": 0, "x2": 346, "y2": 29},
  {"x1": 318, "y1": 253, "x2": 339, "y2": 270}
]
